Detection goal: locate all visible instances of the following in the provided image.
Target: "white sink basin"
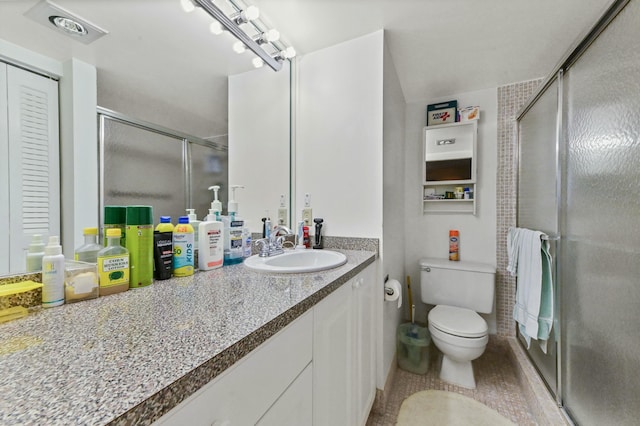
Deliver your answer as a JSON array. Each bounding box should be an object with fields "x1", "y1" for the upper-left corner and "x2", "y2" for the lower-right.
[{"x1": 244, "y1": 250, "x2": 347, "y2": 274}]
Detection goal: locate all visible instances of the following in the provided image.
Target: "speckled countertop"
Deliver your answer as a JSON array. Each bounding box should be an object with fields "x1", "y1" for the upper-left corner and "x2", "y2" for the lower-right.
[{"x1": 0, "y1": 249, "x2": 376, "y2": 425}]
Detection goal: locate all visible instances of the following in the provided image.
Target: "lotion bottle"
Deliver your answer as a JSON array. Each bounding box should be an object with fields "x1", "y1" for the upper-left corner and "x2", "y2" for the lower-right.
[
  {"x1": 42, "y1": 236, "x2": 65, "y2": 308},
  {"x1": 198, "y1": 211, "x2": 224, "y2": 271},
  {"x1": 173, "y1": 216, "x2": 195, "y2": 276}
]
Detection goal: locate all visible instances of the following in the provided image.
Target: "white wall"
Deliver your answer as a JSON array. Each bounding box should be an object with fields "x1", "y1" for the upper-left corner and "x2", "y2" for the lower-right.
[
  {"x1": 295, "y1": 31, "x2": 383, "y2": 238},
  {"x1": 60, "y1": 59, "x2": 98, "y2": 257},
  {"x1": 380, "y1": 36, "x2": 406, "y2": 388},
  {"x1": 229, "y1": 62, "x2": 290, "y2": 232},
  {"x1": 404, "y1": 88, "x2": 498, "y2": 332}
]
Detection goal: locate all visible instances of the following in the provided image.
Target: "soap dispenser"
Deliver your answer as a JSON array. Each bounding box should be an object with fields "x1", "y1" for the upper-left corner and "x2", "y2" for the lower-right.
[{"x1": 208, "y1": 185, "x2": 223, "y2": 221}]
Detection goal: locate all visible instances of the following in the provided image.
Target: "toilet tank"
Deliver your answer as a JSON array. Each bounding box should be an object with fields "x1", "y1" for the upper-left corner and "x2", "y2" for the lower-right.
[{"x1": 419, "y1": 257, "x2": 495, "y2": 314}]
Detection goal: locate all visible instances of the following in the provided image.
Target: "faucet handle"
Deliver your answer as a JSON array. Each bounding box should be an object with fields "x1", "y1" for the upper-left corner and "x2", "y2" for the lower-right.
[{"x1": 255, "y1": 238, "x2": 269, "y2": 257}]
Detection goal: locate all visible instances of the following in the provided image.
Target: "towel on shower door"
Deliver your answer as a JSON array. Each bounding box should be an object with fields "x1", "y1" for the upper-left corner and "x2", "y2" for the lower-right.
[{"x1": 508, "y1": 227, "x2": 554, "y2": 353}]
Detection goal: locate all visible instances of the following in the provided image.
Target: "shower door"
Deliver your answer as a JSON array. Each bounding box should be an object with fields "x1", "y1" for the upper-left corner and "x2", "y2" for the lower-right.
[
  {"x1": 561, "y1": 0, "x2": 640, "y2": 423},
  {"x1": 99, "y1": 111, "x2": 228, "y2": 228},
  {"x1": 517, "y1": 76, "x2": 560, "y2": 400}
]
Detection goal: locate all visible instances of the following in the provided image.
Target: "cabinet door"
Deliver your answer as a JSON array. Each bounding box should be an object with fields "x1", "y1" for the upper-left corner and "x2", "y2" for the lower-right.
[
  {"x1": 313, "y1": 280, "x2": 353, "y2": 426},
  {"x1": 257, "y1": 362, "x2": 312, "y2": 426},
  {"x1": 156, "y1": 311, "x2": 312, "y2": 426},
  {"x1": 6, "y1": 65, "x2": 60, "y2": 273},
  {"x1": 352, "y1": 265, "x2": 376, "y2": 426}
]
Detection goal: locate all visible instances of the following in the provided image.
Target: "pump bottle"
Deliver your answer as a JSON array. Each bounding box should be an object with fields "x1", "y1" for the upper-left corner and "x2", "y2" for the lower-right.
[{"x1": 198, "y1": 208, "x2": 224, "y2": 271}]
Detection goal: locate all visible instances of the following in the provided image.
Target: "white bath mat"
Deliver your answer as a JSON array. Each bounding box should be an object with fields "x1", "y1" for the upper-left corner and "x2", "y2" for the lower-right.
[{"x1": 396, "y1": 390, "x2": 515, "y2": 426}]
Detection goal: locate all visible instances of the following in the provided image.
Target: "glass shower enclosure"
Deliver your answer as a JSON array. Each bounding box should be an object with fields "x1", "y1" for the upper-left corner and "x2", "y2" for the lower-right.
[
  {"x1": 516, "y1": 0, "x2": 640, "y2": 424},
  {"x1": 98, "y1": 108, "x2": 228, "y2": 228}
]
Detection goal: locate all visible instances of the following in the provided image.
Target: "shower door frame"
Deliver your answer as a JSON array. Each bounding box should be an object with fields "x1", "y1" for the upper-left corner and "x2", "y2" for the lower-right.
[{"x1": 514, "y1": 0, "x2": 631, "y2": 416}]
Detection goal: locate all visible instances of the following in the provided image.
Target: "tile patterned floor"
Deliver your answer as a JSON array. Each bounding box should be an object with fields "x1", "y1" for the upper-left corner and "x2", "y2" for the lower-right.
[{"x1": 367, "y1": 337, "x2": 538, "y2": 425}]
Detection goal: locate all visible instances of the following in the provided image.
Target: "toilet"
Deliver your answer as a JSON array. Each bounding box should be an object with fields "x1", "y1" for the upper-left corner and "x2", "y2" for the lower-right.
[{"x1": 420, "y1": 257, "x2": 496, "y2": 389}]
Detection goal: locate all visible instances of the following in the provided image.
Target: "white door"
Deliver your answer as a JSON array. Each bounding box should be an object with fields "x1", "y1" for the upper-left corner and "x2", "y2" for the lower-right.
[
  {"x1": 0, "y1": 63, "x2": 9, "y2": 275},
  {"x1": 6, "y1": 65, "x2": 60, "y2": 273}
]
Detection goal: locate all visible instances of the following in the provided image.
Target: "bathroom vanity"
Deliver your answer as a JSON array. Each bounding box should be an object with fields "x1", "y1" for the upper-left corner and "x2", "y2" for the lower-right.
[{"x1": 0, "y1": 249, "x2": 377, "y2": 426}]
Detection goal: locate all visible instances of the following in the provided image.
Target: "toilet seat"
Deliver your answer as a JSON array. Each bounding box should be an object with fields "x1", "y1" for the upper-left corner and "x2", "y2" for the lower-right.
[{"x1": 429, "y1": 305, "x2": 488, "y2": 338}]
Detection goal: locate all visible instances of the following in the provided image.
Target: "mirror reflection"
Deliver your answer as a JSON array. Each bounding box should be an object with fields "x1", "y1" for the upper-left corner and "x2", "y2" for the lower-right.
[{"x1": 0, "y1": 0, "x2": 291, "y2": 275}]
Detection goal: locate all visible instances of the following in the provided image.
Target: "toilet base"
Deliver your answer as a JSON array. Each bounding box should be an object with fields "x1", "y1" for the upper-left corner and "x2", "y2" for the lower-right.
[{"x1": 440, "y1": 355, "x2": 476, "y2": 389}]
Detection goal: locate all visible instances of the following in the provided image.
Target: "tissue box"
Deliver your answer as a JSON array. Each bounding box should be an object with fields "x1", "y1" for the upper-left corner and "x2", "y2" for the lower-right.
[
  {"x1": 459, "y1": 106, "x2": 480, "y2": 121},
  {"x1": 427, "y1": 100, "x2": 458, "y2": 126}
]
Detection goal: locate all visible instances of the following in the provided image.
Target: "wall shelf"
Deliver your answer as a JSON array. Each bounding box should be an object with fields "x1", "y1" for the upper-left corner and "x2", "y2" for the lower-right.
[{"x1": 422, "y1": 121, "x2": 478, "y2": 215}]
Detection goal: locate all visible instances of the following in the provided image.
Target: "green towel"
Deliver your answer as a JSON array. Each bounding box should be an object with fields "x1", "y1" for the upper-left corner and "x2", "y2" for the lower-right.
[{"x1": 536, "y1": 239, "x2": 554, "y2": 353}]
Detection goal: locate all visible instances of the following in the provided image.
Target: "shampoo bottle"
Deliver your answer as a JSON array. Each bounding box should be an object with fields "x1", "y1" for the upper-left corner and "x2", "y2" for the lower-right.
[
  {"x1": 173, "y1": 216, "x2": 195, "y2": 276},
  {"x1": 26, "y1": 234, "x2": 46, "y2": 272},
  {"x1": 42, "y1": 236, "x2": 65, "y2": 308},
  {"x1": 198, "y1": 211, "x2": 224, "y2": 271},
  {"x1": 154, "y1": 216, "x2": 174, "y2": 280}
]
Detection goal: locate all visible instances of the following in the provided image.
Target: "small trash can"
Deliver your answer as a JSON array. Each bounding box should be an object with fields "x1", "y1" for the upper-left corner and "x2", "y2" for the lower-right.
[{"x1": 397, "y1": 322, "x2": 430, "y2": 374}]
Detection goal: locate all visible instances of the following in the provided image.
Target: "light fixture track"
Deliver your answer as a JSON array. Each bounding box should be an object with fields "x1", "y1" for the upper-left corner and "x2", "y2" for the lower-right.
[{"x1": 193, "y1": 0, "x2": 283, "y2": 71}]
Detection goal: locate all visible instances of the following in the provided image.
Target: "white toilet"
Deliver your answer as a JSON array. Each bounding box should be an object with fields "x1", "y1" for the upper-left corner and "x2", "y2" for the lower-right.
[{"x1": 420, "y1": 257, "x2": 496, "y2": 389}]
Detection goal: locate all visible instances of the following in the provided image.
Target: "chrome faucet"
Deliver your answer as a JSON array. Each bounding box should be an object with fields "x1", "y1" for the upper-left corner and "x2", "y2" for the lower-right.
[{"x1": 255, "y1": 225, "x2": 295, "y2": 257}]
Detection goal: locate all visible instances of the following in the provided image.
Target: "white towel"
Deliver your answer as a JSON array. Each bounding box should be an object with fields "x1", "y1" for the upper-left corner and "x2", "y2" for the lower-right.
[{"x1": 509, "y1": 227, "x2": 547, "y2": 349}]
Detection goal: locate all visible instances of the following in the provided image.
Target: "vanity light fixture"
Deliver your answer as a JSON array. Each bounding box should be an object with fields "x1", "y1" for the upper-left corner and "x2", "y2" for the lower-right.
[
  {"x1": 192, "y1": 0, "x2": 295, "y2": 72},
  {"x1": 231, "y1": 5, "x2": 260, "y2": 25}
]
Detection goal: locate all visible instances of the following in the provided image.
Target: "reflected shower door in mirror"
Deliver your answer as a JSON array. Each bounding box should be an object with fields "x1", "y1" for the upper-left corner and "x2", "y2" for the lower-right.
[{"x1": 99, "y1": 112, "x2": 228, "y2": 230}]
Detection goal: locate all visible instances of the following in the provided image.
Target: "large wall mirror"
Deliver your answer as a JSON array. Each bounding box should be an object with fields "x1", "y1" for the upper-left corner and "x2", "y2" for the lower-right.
[{"x1": 0, "y1": 0, "x2": 292, "y2": 275}]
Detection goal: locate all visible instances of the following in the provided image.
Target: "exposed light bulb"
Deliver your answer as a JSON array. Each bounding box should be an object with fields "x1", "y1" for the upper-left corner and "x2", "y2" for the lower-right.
[
  {"x1": 252, "y1": 57, "x2": 264, "y2": 68},
  {"x1": 233, "y1": 41, "x2": 246, "y2": 54},
  {"x1": 209, "y1": 20, "x2": 224, "y2": 35},
  {"x1": 264, "y1": 29, "x2": 280, "y2": 43},
  {"x1": 244, "y1": 5, "x2": 260, "y2": 21},
  {"x1": 180, "y1": 0, "x2": 195, "y2": 13},
  {"x1": 283, "y1": 46, "x2": 296, "y2": 59}
]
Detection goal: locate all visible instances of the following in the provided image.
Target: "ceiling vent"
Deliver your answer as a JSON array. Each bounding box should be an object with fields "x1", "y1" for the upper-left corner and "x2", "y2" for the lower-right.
[{"x1": 24, "y1": 0, "x2": 108, "y2": 44}]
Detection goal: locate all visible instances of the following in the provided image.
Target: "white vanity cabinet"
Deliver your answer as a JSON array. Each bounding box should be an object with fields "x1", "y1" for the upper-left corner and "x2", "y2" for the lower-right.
[
  {"x1": 156, "y1": 310, "x2": 313, "y2": 426},
  {"x1": 313, "y1": 263, "x2": 377, "y2": 426},
  {"x1": 155, "y1": 262, "x2": 377, "y2": 426}
]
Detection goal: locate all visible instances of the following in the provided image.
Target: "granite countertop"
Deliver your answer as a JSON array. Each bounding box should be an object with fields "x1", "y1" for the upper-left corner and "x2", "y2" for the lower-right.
[{"x1": 0, "y1": 249, "x2": 376, "y2": 425}]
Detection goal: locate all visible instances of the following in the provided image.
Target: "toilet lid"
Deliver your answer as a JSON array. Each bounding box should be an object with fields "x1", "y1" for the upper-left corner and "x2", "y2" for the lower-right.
[{"x1": 429, "y1": 305, "x2": 488, "y2": 338}]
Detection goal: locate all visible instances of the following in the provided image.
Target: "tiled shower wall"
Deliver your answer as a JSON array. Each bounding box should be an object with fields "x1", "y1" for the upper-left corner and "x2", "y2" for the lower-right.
[{"x1": 496, "y1": 78, "x2": 543, "y2": 336}]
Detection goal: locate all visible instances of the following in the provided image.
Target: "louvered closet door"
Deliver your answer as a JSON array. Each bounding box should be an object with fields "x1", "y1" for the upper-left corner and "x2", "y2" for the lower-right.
[{"x1": 6, "y1": 65, "x2": 60, "y2": 274}]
